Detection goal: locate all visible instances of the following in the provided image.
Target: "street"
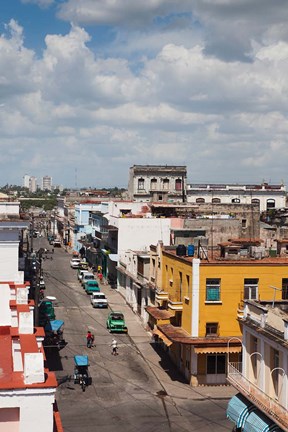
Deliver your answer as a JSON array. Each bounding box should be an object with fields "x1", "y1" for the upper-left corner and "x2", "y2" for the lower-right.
[{"x1": 38, "y1": 239, "x2": 234, "y2": 432}]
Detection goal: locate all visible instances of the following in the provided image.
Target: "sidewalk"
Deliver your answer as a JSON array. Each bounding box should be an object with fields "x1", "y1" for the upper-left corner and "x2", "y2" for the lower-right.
[{"x1": 99, "y1": 278, "x2": 236, "y2": 402}]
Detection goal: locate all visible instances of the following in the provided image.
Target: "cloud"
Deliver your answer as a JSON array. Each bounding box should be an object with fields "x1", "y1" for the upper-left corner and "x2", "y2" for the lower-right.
[
  {"x1": 21, "y1": 0, "x2": 54, "y2": 7},
  {"x1": 2, "y1": 8, "x2": 288, "y2": 187}
]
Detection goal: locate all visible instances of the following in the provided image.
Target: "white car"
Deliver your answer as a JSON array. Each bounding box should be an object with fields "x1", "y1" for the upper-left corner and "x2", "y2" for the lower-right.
[
  {"x1": 78, "y1": 269, "x2": 89, "y2": 282},
  {"x1": 70, "y1": 258, "x2": 81, "y2": 269},
  {"x1": 90, "y1": 292, "x2": 108, "y2": 308}
]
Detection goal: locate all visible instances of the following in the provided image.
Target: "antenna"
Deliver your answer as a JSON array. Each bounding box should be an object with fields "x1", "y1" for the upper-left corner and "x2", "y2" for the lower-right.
[{"x1": 269, "y1": 285, "x2": 282, "y2": 308}]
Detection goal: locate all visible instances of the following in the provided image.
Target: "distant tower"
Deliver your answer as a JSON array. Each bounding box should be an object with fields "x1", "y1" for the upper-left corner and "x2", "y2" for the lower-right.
[
  {"x1": 23, "y1": 174, "x2": 30, "y2": 189},
  {"x1": 29, "y1": 176, "x2": 37, "y2": 193},
  {"x1": 41, "y1": 176, "x2": 52, "y2": 191}
]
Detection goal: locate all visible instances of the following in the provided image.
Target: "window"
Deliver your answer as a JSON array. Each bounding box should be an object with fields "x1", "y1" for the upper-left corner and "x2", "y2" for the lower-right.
[
  {"x1": 242, "y1": 219, "x2": 247, "y2": 228},
  {"x1": 271, "y1": 348, "x2": 280, "y2": 397},
  {"x1": 251, "y1": 198, "x2": 260, "y2": 205},
  {"x1": 232, "y1": 198, "x2": 240, "y2": 203},
  {"x1": 196, "y1": 198, "x2": 205, "y2": 204},
  {"x1": 212, "y1": 198, "x2": 221, "y2": 203},
  {"x1": 282, "y1": 278, "x2": 288, "y2": 300},
  {"x1": 206, "y1": 279, "x2": 221, "y2": 301},
  {"x1": 150, "y1": 178, "x2": 157, "y2": 190},
  {"x1": 186, "y1": 274, "x2": 190, "y2": 297},
  {"x1": 206, "y1": 322, "x2": 218, "y2": 336},
  {"x1": 267, "y1": 199, "x2": 275, "y2": 209},
  {"x1": 138, "y1": 178, "x2": 144, "y2": 190},
  {"x1": 207, "y1": 354, "x2": 226, "y2": 374},
  {"x1": 163, "y1": 178, "x2": 169, "y2": 190},
  {"x1": 179, "y1": 271, "x2": 182, "y2": 300},
  {"x1": 244, "y1": 279, "x2": 258, "y2": 300},
  {"x1": 175, "y1": 179, "x2": 182, "y2": 191}
]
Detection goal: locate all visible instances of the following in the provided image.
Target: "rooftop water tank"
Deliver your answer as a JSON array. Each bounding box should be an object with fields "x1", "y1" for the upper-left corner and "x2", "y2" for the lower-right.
[
  {"x1": 176, "y1": 244, "x2": 187, "y2": 256},
  {"x1": 187, "y1": 244, "x2": 195, "y2": 257}
]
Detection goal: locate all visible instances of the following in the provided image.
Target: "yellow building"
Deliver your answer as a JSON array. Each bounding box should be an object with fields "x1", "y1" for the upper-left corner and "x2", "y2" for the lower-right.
[{"x1": 147, "y1": 241, "x2": 286, "y2": 386}]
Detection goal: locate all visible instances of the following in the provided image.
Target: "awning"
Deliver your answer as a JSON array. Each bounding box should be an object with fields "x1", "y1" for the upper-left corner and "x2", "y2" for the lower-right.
[
  {"x1": 227, "y1": 393, "x2": 256, "y2": 428},
  {"x1": 194, "y1": 346, "x2": 242, "y2": 354},
  {"x1": 108, "y1": 254, "x2": 119, "y2": 262},
  {"x1": 243, "y1": 410, "x2": 282, "y2": 432},
  {"x1": 45, "y1": 320, "x2": 64, "y2": 332},
  {"x1": 153, "y1": 329, "x2": 173, "y2": 347}
]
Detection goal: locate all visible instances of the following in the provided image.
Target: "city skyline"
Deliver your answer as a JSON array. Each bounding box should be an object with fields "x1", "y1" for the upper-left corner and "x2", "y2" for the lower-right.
[{"x1": 0, "y1": 1, "x2": 288, "y2": 187}]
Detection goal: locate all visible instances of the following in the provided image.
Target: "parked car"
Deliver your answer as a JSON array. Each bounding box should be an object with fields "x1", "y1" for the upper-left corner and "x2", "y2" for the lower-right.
[
  {"x1": 53, "y1": 239, "x2": 61, "y2": 247},
  {"x1": 70, "y1": 258, "x2": 81, "y2": 269},
  {"x1": 90, "y1": 292, "x2": 108, "y2": 308},
  {"x1": 84, "y1": 280, "x2": 100, "y2": 295},
  {"x1": 81, "y1": 272, "x2": 95, "y2": 287},
  {"x1": 77, "y1": 269, "x2": 89, "y2": 282},
  {"x1": 106, "y1": 311, "x2": 128, "y2": 333}
]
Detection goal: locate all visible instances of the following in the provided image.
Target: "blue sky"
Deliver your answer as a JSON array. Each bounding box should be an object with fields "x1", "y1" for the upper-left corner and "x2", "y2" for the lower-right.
[{"x1": 1, "y1": 0, "x2": 288, "y2": 188}]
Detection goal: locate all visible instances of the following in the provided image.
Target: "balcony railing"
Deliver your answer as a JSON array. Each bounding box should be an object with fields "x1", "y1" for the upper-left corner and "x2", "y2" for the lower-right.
[{"x1": 227, "y1": 362, "x2": 288, "y2": 430}]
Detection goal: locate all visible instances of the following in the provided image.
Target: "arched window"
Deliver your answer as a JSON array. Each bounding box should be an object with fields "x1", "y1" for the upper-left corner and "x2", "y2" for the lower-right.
[
  {"x1": 138, "y1": 178, "x2": 144, "y2": 190},
  {"x1": 196, "y1": 198, "x2": 205, "y2": 203},
  {"x1": 163, "y1": 178, "x2": 169, "y2": 190},
  {"x1": 267, "y1": 199, "x2": 275, "y2": 209},
  {"x1": 175, "y1": 178, "x2": 182, "y2": 191},
  {"x1": 251, "y1": 198, "x2": 260, "y2": 205},
  {"x1": 212, "y1": 198, "x2": 221, "y2": 204},
  {"x1": 232, "y1": 198, "x2": 240, "y2": 203},
  {"x1": 150, "y1": 178, "x2": 157, "y2": 190}
]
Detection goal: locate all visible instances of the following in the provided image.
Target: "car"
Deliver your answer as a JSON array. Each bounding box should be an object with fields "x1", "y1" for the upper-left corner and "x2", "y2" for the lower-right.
[
  {"x1": 106, "y1": 311, "x2": 128, "y2": 333},
  {"x1": 90, "y1": 292, "x2": 108, "y2": 308},
  {"x1": 84, "y1": 280, "x2": 100, "y2": 294},
  {"x1": 77, "y1": 269, "x2": 89, "y2": 282},
  {"x1": 70, "y1": 258, "x2": 81, "y2": 269},
  {"x1": 81, "y1": 272, "x2": 95, "y2": 287},
  {"x1": 53, "y1": 239, "x2": 61, "y2": 247}
]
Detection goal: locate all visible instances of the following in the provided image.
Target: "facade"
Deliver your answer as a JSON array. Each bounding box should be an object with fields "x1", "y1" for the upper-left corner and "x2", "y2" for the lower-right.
[
  {"x1": 128, "y1": 165, "x2": 187, "y2": 203},
  {"x1": 146, "y1": 244, "x2": 286, "y2": 387},
  {"x1": 187, "y1": 183, "x2": 287, "y2": 212},
  {"x1": 29, "y1": 176, "x2": 37, "y2": 193},
  {"x1": 23, "y1": 174, "x2": 30, "y2": 189},
  {"x1": 41, "y1": 176, "x2": 52, "y2": 191},
  {"x1": 0, "y1": 200, "x2": 62, "y2": 432},
  {"x1": 227, "y1": 300, "x2": 287, "y2": 431}
]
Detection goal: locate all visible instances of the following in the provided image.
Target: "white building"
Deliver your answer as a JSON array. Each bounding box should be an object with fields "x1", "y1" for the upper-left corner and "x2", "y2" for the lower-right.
[
  {"x1": 41, "y1": 176, "x2": 52, "y2": 191},
  {"x1": 187, "y1": 183, "x2": 287, "y2": 212},
  {"x1": 0, "y1": 200, "x2": 63, "y2": 432},
  {"x1": 227, "y1": 300, "x2": 287, "y2": 431},
  {"x1": 23, "y1": 175, "x2": 30, "y2": 189},
  {"x1": 29, "y1": 176, "x2": 37, "y2": 193}
]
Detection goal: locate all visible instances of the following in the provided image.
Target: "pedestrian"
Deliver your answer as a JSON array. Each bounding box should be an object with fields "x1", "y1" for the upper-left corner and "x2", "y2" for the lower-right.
[
  {"x1": 111, "y1": 338, "x2": 118, "y2": 355},
  {"x1": 86, "y1": 331, "x2": 94, "y2": 348}
]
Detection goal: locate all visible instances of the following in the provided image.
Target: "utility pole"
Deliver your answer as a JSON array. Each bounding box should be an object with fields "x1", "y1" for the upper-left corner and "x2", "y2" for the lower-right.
[{"x1": 30, "y1": 213, "x2": 34, "y2": 252}]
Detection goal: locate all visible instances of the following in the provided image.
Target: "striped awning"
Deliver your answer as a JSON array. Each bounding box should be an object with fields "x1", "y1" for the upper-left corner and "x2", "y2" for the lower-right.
[
  {"x1": 195, "y1": 346, "x2": 242, "y2": 354},
  {"x1": 227, "y1": 393, "x2": 256, "y2": 428},
  {"x1": 243, "y1": 410, "x2": 282, "y2": 432}
]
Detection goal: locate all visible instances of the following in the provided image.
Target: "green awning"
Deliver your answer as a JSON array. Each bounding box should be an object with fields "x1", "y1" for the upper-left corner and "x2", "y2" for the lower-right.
[{"x1": 227, "y1": 393, "x2": 256, "y2": 428}]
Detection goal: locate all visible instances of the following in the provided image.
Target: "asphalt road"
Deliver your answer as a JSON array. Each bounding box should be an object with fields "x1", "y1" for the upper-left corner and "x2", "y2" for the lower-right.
[{"x1": 37, "y1": 238, "x2": 233, "y2": 432}]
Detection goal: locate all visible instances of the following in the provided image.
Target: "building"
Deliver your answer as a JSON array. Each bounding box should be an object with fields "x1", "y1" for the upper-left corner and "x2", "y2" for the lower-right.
[
  {"x1": 227, "y1": 300, "x2": 287, "y2": 431},
  {"x1": 187, "y1": 183, "x2": 287, "y2": 212},
  {"x1": 0, "y1": 199, "x2": 63, "y2": 432},
  {"x1": 23, "y1": 174, "x2": 30, "y2": 189},
  {"x1": 41, "y1": 176, "x2": 52, "y2": 191},
  {"x1": 146, "y1": 242, "x2": 287, "y2": 387},
  {"x1": 29, "y1": 176, "x2": 37, "y2": 193},
  {"x1": 128, "y1": 165, "x2": 187, "y2": 203}
]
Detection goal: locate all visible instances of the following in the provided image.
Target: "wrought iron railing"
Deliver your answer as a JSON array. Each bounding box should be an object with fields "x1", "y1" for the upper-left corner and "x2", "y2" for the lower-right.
[{"x1": 228, "y1": 362, "x2": 287, "y2": 429}]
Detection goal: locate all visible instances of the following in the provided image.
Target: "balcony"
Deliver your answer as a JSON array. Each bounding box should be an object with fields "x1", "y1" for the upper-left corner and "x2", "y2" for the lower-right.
[
  {"x1": 227, "y1": 362, "x2": 288, "y2": 431},
  {"x1": 155, "y1": 290, "x2": 169, "y2": 303},
  {"x1": 168, "y1": 300, "x2": 183, "y2": 311}
]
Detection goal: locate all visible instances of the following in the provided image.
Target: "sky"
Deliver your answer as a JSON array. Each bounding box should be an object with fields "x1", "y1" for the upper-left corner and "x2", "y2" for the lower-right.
[{"x1": 1, "y1": 0, "x2": 288, "y2": 188}]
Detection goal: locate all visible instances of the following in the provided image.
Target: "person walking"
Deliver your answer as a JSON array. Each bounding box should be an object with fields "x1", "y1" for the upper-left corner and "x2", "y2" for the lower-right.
[{"x1": 111, "y1": 338, "x2": 118, "y2": 355}]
